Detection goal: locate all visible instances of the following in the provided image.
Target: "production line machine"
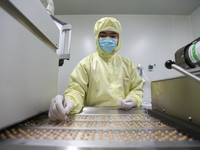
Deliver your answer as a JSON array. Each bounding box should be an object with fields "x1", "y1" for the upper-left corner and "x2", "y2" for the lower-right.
[
  {"x1": 0, "y1": 107, "x2": 200, "y2": 150},
  {"x1": 1, "y1": 38, "x2": 200, "y2": 149}
]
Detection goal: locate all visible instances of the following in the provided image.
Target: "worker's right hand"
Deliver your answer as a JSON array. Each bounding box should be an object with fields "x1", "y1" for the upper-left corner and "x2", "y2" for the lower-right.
[{"x1": 48, "y1": 95, "x2": 74, "y2": 120}]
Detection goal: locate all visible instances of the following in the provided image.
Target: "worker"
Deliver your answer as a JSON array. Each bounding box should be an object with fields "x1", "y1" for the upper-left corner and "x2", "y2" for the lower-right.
[{"x1": 49, "y1": 17, "x2": 143, "y2": 120}]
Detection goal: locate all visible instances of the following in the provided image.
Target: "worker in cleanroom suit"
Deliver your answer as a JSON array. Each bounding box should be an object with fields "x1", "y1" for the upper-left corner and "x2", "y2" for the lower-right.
[{"x1": 49, "y1": 17, "x2": 143, "y2": 120}]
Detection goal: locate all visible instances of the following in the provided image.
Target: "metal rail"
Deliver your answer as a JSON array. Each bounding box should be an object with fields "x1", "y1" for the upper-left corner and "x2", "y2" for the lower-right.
[{"x1": 165, "y1": 60, "x2": 200, "y2": 83}]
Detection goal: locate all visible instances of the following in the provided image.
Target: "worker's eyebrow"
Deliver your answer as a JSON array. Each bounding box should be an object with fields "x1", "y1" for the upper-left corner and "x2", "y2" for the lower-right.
[
  {"x1": 99, "y1": 31, "x2": 107, "y2": 34},
  {"x1": 110, "y1": 32, "x2": 118, "y2": 35},
  {"x1": 99, "y1": 31, "x2": 118, "y2": 34}
]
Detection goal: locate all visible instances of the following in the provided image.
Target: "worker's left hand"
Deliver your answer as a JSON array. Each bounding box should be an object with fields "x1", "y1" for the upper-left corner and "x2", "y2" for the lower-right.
[
  {"x1": 48, "y1": 95, "x2": 65, "y2": 120},
  {"x1": 48, "y1": 95, "x2": 74, "y2": 120},
  {"x1": 117, "y1": 97, "x2": 136, "y2": 110}
]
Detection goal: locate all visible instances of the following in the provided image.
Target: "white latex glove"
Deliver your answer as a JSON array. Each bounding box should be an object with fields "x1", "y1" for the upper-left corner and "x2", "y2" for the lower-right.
[
  {"x1": 48, "y1": 95, "x2": 74, "y2": 120},
  {"x1": 117, "y1": 97, "x2": 136, "y2": 110}
]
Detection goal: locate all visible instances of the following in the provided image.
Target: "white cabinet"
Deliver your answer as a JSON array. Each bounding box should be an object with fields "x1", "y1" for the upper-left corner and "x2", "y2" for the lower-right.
[{"x1": 0, "y1": 0, "x2": 59, "y2": 129}]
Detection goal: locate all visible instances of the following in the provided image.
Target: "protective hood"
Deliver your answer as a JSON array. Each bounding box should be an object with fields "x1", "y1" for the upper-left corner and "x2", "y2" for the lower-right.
[{"x1": 94, "y1": 17, "x2": 122, "y2": 58}]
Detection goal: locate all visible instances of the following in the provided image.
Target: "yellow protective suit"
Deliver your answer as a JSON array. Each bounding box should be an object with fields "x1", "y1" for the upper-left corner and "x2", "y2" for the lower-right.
[{"x1": 64, "y1": 17, "x2": 143, "y2": 114}]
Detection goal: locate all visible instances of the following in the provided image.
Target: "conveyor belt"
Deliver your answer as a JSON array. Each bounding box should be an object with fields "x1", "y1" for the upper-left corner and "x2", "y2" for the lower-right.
[{"x1": 0, "y1": 107, "x2": 200, "y2": 150}]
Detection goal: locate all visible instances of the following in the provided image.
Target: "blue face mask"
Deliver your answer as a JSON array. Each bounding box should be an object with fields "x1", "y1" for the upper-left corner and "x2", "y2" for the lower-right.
[{"x1": 98, "y1": 37, "x2": 118, "y2": 53}]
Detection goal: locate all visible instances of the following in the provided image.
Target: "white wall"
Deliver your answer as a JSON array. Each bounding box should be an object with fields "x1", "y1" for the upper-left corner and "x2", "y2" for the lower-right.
[
  {"x1": 56, "y1": 14, "x2": 194, "y2": 102},
  {"x1": 190, "y1": 7, "x2": 200, "y2": 39}
]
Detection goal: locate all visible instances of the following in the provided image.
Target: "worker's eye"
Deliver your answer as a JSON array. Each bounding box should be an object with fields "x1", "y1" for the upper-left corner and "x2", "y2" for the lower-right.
[
  {"x1": 99, "y1": 35, "x2": 107, "y2": 37},
  {"x1": 110, "y1": 36, "x2": 117, "y2": 38}
]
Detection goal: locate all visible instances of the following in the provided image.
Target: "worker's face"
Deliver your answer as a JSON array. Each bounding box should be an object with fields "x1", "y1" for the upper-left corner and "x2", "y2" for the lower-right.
[{"x1": 98, "y1": 31, "x2": 119, "y2": 39}]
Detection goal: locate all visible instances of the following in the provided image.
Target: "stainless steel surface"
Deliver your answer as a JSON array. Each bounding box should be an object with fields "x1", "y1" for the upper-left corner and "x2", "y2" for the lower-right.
[
  {"x1": 151, "y1": 74, "x2": 200, "y2": 127},
  {"x1": 0, "y1": 107, "x2": 200, "y2": 150}
]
